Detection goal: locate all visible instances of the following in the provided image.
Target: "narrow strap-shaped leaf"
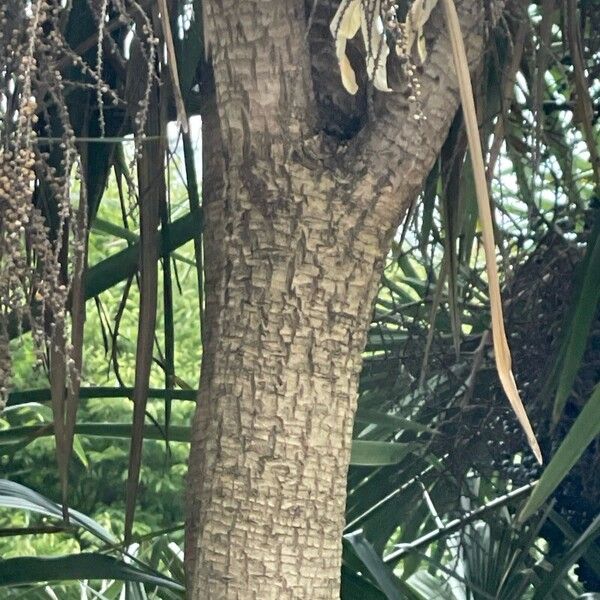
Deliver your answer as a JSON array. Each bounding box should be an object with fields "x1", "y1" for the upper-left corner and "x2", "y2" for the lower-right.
[
  {"x1": 440, "y1": 113, "x2": 467, "y2": 358},
  {"x1": 6, "y1": 386, "x2": 196, "y2": 408},
  {"x1": 519, "y1": 383, "x2": 600, "y2": 522},
  {"x1": 157, "y1": 0, "x2": 188, "y2": 133},
  {"x1": 0, "y1": 479, "x2": 116, "y2": 545},
  {"x1": 49, "y1": 319, "x2": 68, "y2": 521},
  {"x1": 354, "y1": 409, "x2": 434, "y2": 433},
  {"x1": 552, "y1": 218, "x2": 600, "y2": 422},
  {"x1": 86, "y1": 209, "x2": 201, "y2": 300},
  {"x1": 548, "y1": 509, "x2": 600, "y2": 582},
  {"x1": 441, "y1": 0, "x2": 542, "y2": 463},
  {"x1": 486, "y1": 19, "x2": 527, "y2": 183},
  {"x1": 419, "y1": 253, "x2": 448, "y2": 386},
  {"x1": 350, "y1": 441, "x2": 416, "y2": 466},
  {"x1": 0, "y1": 553, "x2": 184, "y2": 590},
  {"x1": 124, "y1": 83, "x2": 162, "y2": 544},
  {"x1": 420, "y1": 163, "x2": 438, "y2": 254},
  {"x1": 92, "y1": 217, "x2": 195, "y2": 267},
  {"x1": 532, "y1": 513, "x2": 600, "y2": 600},
  {"x1": 0, "y1": 423, "x2": 191, "y2": 446},
  {"x1": 159, "y1": 155, "x2": 175, "y2": 450},
  {"x1": 565, "y1": 0, "x2": 600, "y2": 188},
  {"x1": 62, "y1": 182, "x2": 89, "y2": 520},
  {"x1": 344, "y1": 530, "x2": 420, "y2": 600},
  {"x1": 182, "y1": 131, "x2": 205, "y2": 344}
]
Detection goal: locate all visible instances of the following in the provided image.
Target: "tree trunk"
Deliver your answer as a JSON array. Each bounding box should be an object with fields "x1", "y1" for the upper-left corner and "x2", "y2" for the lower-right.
[
  {"x1": 188, "y1": 169, "x2": 388, "y2": 597},
  {"x1": 186, "y1": 0, "x2": 493, "y2": 597}
]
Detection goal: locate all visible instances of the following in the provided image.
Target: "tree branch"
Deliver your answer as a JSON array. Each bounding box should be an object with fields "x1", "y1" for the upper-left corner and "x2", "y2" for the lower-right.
[{"x1": 342, "y1": 0, "x2": 498, "y2": 226}]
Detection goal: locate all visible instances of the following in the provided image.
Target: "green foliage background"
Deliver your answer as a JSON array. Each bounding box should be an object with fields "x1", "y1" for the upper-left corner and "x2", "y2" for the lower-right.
[{"x1": 1, "y1": 155, "x2": 199, "y2": 581}]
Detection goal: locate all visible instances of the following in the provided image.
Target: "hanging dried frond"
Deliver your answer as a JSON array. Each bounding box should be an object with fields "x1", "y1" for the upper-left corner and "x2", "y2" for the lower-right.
[
  {"x1": 441, "y1": 0, "x2": 542, "y2": 464},
  {"x1": 330, "y1": 0, "x2": 391, "y2": 94}
]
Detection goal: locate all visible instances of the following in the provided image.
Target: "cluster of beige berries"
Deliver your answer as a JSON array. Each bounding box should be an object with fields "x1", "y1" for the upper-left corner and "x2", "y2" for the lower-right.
[
  {"x1": 0, "y1": 2, "x2": 77, "y2": 410},
  {"x1": 382, "y1": 0, "x2": 426, "y2": 121},
  {"x1": 0, "y1": 103, "x2": 70, "y2": 409},
  {"x1": 0, "y1": 0, "x2": 158, "y2": 409}
]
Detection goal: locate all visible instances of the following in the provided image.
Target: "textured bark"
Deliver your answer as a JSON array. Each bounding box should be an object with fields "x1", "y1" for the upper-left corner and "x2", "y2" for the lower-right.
[{"x1": 186, "y1": 0, "x2": 494, "y2": 597}]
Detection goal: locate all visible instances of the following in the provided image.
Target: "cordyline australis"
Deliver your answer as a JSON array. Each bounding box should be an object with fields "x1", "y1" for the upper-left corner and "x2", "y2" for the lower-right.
[
  {"x1": 1, "y1": 0, "x2": 543, "y2": 597},
  {"x1": 184, "y1": 0, "x2": 540, "y2": 597}
]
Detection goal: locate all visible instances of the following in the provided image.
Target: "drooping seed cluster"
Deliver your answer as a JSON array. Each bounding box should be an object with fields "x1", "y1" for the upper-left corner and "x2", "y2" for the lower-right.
[
  {"x1": 381, "y1": 0, "x2": 426, "y2": 121},
  {"x1": 0, "y1": 2, "x2": 78, "y2": 408},
  {"x1": 1, "y1": 0, "x2": 157, "y2": 410},
  {"x1": 0, "y1": 110, "x2": 71, "y2": 409}
]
